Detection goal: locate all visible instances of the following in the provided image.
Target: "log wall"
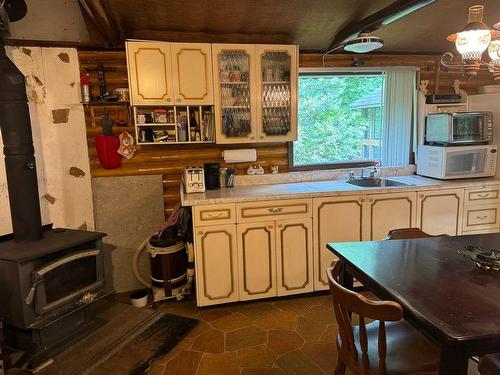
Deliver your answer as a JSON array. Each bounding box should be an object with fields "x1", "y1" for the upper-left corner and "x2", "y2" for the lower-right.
[{"x1": 79, "y1": 50, "x2": 498, "y2": 216}]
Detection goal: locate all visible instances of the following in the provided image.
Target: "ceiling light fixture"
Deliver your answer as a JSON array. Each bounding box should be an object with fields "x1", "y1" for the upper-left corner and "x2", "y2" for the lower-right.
[
  {"x1": 322, "y1": 33, "x2": 384, "y2": 66},
  {"x1": 441, "y1": 5, "x2": 500, "y2": 79}
]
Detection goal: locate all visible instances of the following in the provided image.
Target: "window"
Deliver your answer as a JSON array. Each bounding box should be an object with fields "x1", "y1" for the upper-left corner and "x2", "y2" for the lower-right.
[{"x1": 291, "y1": 72, "x2": 385, "y2": 169}]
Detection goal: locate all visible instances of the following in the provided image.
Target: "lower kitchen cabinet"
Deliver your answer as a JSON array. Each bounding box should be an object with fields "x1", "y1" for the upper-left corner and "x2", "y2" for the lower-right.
[
  {"x1": 237, "y1": 222, "x2": 277, "y2": 300},
  {"x1": 366, "y1": 192, "x2": 417, "y2": 240},
  {"x1": 276, "y1": 218, "x2": 313, "y2": 296},
  {"x1": 417, "y1": 189, "x2": 464, "y2": 235},
  {"x1": 313, "y1": 196, "x2": 364, "y2": 291},
  {"x1": 194, "y1": 224, "x2": 239, "y2": 307}
]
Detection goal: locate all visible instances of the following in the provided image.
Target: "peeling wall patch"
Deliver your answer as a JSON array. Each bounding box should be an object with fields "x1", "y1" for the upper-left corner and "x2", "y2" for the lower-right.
[
  {"x1": 42, "y1": 194, "x2": 56, "y2": 204},
  {"x1": 69, "y1": 167, "x2": 86, "y2": 178},
  {"x1": 52, "y1": 108, "x2": 70, "y2": 124},
  {"x1": 58, "y1": 53, "x2": 70, "y2": 63},
  {"x1": 33, "y1": 75, "x2": 44, "y2": 86}
]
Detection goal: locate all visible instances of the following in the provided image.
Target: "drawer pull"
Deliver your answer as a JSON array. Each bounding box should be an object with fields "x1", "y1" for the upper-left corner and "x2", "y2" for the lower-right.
[
  {"x1": 206, "y1": 212, "x2": 225, "y2": 217},
  {"x1": 477, "y1": 193, "x2": 490, "y2": 198},
  {"x1": 476, "y1": 215, "x2": 489, "y2": 220},
  {"x1": 268, "y1": 207, "x2": 283, "y2": 213}
]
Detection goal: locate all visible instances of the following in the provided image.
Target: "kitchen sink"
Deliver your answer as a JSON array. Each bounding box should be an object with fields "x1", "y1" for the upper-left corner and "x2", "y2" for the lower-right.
[{"x1": 346, "y1": 178, "x2": 414, "y2": 188}]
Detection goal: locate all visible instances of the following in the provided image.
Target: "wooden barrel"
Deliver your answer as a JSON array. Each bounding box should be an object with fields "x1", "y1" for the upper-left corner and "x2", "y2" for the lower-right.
[{"x1": 147, "y1": 241, "x2": 187, "y2": 298}]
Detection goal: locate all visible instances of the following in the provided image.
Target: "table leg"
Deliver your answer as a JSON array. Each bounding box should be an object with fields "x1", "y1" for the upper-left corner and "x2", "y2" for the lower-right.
[
  {"x1": 340, "y1": 264, "x2": 353, "y2": 290},
  {"x1": 439, "y1": 346, "x2": 468, "y2": 375}
]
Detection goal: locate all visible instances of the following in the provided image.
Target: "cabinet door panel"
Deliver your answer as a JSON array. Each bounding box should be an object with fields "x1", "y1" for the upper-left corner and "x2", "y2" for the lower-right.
[
  {"x1": 126, "y1": 41, "x2": 174, "y2": 105},
  {"x1": 367, "y1": 192, "x2": 417, "y2": 240},
  {"x1": 417, "y1": 189, "x2": 464, "y2": 235},
  {"x1": 237, "y1": 222, "x2": 276, "y2": 300},
  {"x1": 256, "y1": 45, "x2": 298, "y2": 142},
  {"x1": 313, "y1": 196, "x2": 364, "y2": 291},
  {"x1": 276, "y1": 218, "x2": 313, "y2": 296},
  {"x1": 171, "y1": 43, "x2": 213, "y2": 105},
  {"x1": 195, "y1": 225, "x2": 238, "y2": 306},
  {"x1": 212, "y1": 44, "x2": 258, "y2": 144}
]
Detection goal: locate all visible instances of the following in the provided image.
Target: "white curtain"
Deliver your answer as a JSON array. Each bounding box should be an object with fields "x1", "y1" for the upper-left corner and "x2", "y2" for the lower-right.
[{"x1": 382, "y1": 69, "x2": 417, "y2": 166}]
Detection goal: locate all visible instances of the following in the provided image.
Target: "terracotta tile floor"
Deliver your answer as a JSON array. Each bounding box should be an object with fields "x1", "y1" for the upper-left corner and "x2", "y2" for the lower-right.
[
  {"x1": 98, "y1": 293, "x2": 481, "y2": 375},
  {"x1": 140, "y1": 293, "x2": 337, "y2": 375}
]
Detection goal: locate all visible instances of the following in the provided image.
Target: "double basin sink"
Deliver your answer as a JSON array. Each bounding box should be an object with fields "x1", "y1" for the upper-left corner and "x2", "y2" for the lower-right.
[{"x1": 346, "y1": 178, "x2": 414, "y2": 188}]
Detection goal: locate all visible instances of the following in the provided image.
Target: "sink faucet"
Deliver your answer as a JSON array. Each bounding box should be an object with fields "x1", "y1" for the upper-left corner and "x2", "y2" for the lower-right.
[{"x1": 351, "y1": 166, "x2": 378, "y2": 180}]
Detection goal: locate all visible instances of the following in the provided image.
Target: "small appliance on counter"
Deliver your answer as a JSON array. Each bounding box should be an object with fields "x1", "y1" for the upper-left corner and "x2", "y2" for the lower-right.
[
  {"x1": 417, "y1": 144, "x2": 497, "y2": 179},
  {"x1": 425, "y1": 112, "x2": 493, "y2": 145},
  {"x1": 204, "y1": 163, "x2": 221, "y2": 190},
  {"x1": 183, "y1": 167, "x2": 205, "y2": 193}
]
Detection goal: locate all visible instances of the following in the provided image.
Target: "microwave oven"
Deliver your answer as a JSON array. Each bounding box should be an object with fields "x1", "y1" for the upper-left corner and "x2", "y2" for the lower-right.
[
  {"x1": 425, "y1": 112, "x2": 493, "y2": 145},
  {"x1": 417, "y1": 144, "x2": 497, "y2": 179}
]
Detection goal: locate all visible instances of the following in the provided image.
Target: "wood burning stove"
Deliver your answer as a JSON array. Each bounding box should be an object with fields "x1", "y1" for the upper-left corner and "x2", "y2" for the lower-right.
[{"x1": 0, "y1": 4, "x2": 111, "y2": 369}]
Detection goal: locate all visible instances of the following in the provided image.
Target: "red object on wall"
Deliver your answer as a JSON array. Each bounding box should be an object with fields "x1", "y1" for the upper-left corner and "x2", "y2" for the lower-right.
[{"x1": 95, "y1": 135, "x2": 121, "y2": 169}]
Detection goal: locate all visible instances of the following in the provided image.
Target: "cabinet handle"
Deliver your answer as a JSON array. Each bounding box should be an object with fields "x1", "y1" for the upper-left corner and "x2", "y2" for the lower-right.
[
  {"x1": 176, "y1": 98, "x2": 181, "y2": 102},
  {"x1": 359, "y1": 198, "x2": 365, "y2": 203},
  {"x1": 476, "y1": 215, "x2": 488, "y2": 220},
  {"x1": 250, "y1": 136, "x2": 255, "y2": 140},
  {"x1": 260, "y1": 135, "x2": 264, "y2": 139},
  {"x1": 267, "y1": 225, "x2": 274, "y2": 229},
  {"x1": 278, "y1": 224, "x2": 283, "y2": 228},
  {"x1": 477, "y1": 193, "x2": 490, "y2": 198},
  {"x1": 198, "y1": 231, "x2": 204, "y2": 235},
  {"x1": 268, "y1": 207, "x2": 283, "y2": 213},
  {"x1": 166, "y1": 98, "x2": 171, "y2": 102}
]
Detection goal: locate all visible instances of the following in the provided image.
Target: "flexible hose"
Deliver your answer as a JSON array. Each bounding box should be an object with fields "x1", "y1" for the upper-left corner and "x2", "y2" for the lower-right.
[{"x1": 132, "y1": 234, "x2": 154, "y2": 288}]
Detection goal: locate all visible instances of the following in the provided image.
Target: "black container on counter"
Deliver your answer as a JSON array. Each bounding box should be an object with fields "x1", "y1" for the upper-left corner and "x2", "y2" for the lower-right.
[{"x1": 204, "y1": 163, "x2": 221, "y2": 190}]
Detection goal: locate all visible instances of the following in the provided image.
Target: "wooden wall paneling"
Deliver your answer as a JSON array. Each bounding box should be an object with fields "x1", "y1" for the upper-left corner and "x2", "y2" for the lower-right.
[{"x1": 79, "y1": 50, "x2": 499, "y2": 216}]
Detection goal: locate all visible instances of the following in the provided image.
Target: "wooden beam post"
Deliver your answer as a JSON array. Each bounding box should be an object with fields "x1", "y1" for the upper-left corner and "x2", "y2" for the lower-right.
[{"x1": 78, "y1": 0, "x2": 121, "y2": 47}]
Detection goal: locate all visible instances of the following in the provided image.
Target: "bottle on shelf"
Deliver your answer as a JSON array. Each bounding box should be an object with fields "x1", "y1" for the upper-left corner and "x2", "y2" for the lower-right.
[
  {"x1": 189, "y1": 110, "x2": 201, "y2": 141},
  {"x1": 177, "y1": 113, "x2": 187, "y2": 142}
]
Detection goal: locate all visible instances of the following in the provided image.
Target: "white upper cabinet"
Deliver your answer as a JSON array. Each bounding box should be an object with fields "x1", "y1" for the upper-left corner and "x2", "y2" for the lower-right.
[
  {"x1": 126, "y1": 41, "x2": 174, "y2": 106},
  {"x1": 171, "y1": 43, "x2": 214, "y2": 105},
  {"x1": 126, "y1": 41, "x2": 214, "y2": 106}
]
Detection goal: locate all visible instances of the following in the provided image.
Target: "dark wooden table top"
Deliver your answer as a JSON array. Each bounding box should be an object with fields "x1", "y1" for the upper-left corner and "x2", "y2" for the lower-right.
[{"x1": 327, "y1": 233, "x2": 500, "y2": 346}]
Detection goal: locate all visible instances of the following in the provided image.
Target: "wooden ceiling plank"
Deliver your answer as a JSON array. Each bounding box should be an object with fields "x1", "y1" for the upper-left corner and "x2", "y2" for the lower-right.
[
  {"x1": 78, "y1": 0, "x2": 121, "y2": 47},
  {"x1": 326, "y1": 0, "x2": 436, "y2": 52}
]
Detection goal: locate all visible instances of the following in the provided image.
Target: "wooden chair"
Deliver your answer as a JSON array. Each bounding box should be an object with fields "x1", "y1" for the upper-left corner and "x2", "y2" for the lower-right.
[
  {"x1": 327, "y1": 260, "x2": 440, "y2": 374},
  {"x1": 478, "y1": 353, "x2": 500, "y2": 374},
  {"x1": 384, "y1": 227, "x2": 434, "y2": 240}
]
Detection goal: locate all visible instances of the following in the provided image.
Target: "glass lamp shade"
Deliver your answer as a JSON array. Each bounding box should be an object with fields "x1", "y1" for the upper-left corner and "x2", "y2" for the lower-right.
[
  {"x1": 488, "y1": 39, "x2": 500, "y2": 67},
  {"x1": 455, "y1": 29, "x2": 491, "y2": 61}
]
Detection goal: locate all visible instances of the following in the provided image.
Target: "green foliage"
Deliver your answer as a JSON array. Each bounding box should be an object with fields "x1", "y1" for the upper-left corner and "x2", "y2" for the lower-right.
[{"x1": 294, "y1": 75, "x2": 384, "y2": 166}]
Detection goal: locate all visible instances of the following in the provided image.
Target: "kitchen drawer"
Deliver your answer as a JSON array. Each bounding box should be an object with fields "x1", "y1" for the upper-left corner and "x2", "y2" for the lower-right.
[
  {"x1": 193, "y1": 204, "x2": 236, "y2": 226},
  {"x1": 463, "y1": 204, "x2": 500, "y2": 232},
  {"x1": 465, "y1": 187, "x2": 500, "y2": 206},
  {"x1": 237, "y1": 199, "x2": 312, "y2": 223}
]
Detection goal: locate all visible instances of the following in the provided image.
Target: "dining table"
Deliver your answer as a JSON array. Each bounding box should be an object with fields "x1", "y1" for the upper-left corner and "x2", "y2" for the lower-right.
[{"x1": 327, "y1": 233, "x2": 500, "y2": 375}]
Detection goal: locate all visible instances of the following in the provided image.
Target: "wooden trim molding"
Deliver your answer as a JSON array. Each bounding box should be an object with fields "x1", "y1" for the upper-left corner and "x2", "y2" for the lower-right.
[
  {"x1": 280, "y1": 223, "x2": 309, "y2": 291},
  {"x1": 317, "y1": 200, "x2": 363, "y2": 286},
  {"x1": 201, "y1": 230, "x2": 235, "y2": 300},
  {"x1": 369, "y1": 196, "x2": 413, "y2": 240},
  {"x1": 176, "y1": 48, "x2": 209, "y2": 100},
  {"x1": 134, "y1": 48, "x2": 169, "y2": 100},
  {"x1": 242, "y1": 226, "x2": 273, "y2": 295},
  {"x1": 199, "y1": 208, "x2": 232, "y2": 221}
]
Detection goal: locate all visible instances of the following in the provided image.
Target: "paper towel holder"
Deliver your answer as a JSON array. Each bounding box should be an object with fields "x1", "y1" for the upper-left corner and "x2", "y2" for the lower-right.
[{"x1": 222, "y1": 149, "x2": 257, "y2": 163}]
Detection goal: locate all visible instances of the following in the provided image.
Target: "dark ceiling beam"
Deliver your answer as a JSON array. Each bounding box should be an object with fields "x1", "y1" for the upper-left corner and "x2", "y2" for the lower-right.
[
  {"x1": 78, "y1": 0, "x2": 121, "y2": 47},
  {"x1": 326, "y1": 0, "x2": 436, "y2": 51}
]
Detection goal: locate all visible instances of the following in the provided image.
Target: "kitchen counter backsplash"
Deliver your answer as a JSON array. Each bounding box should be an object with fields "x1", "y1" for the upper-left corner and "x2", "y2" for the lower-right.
[{"x1": 231, "y1": 165, "x2": 416, "y2": 186}]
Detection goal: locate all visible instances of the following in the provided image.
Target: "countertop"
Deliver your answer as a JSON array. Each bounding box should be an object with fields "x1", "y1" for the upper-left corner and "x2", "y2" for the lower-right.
[{"x1": 181, "y1": 175, "x2": 500, "y2": 206}]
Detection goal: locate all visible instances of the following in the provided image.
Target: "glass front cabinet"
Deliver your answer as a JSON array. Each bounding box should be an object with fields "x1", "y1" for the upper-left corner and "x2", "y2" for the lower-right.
[{"x1": 213, "y1": 44, "x2": 298, "y2": 144}]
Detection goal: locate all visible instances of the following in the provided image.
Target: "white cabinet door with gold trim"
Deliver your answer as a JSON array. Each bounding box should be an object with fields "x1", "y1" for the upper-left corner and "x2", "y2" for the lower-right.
[
  {"x1": 237, "y1": 222, "x2": 277, "y2": 300},
  {"x1": 212, "y1": 44, "x2": 258, "y2": 144},
  {"x1": 366, "y1": 192, "x2": 417, "y2": 240},
  {"x1": 126, "y1": 41, "x2": 174, "y2": 106},
  {"x1": 276, "y1": 218, "x2": 313, "y2": 297},
  {"x1": 194, "y1": 224, "x2": 238, "y2": 307},
  {"x1": 256, "y1": 45, "x2": 298, "y2": 142},
  {"x1": 171, "y1": 43, "x2": 214, "y2": 105},
  {"x1": 313, "y1": 196, "x2": 364, "y2": 291},
  {"x1": 417, "y1": 189, "x2": 464, "y2": 236}
]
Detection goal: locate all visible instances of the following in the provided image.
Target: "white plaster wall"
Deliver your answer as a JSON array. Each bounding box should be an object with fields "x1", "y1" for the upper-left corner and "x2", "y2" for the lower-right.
[{"x1": 0, "y1": 46, "x2": 94, "y2": 235}]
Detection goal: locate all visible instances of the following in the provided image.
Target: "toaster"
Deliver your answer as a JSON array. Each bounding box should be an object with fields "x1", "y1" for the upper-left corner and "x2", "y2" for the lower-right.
[{"x1": 183, "y1": 167, "x2": 205, "y2": 193}]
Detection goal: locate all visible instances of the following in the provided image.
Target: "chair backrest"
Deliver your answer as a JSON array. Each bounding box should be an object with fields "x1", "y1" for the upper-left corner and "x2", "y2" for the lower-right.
[
  {"x1": 327, "y1": 260, "x2": 403, "y2": 375},
  {"x1": 385, "y1": 227, "x2": 433, "y2": 240}
]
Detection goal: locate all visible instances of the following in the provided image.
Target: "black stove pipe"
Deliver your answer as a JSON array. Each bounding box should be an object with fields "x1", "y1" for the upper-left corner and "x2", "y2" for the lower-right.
[{"x1": 0, "y1": 37, "x2": 42, "y2": 241}]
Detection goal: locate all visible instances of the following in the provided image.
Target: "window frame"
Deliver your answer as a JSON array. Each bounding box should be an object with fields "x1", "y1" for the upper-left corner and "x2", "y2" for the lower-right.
[{"x1": 289, "y1": 67, "x2": 385, "y2": 172}]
